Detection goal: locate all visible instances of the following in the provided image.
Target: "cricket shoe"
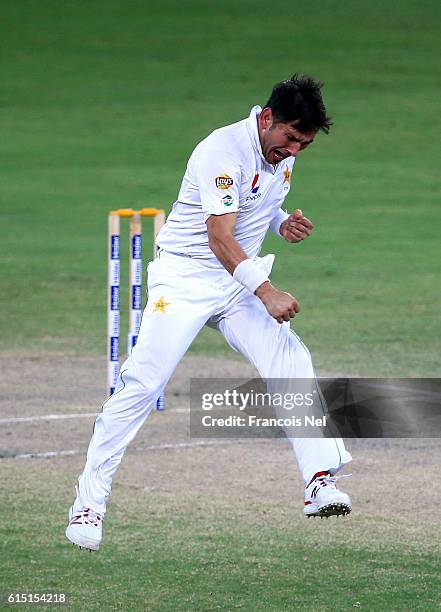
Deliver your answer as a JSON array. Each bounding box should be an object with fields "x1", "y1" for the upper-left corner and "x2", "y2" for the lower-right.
[
  {"x1": 304, "y1": 471, "x2": 352, "y2": 518},
  {"x1": 66, "y1": 506, "x2": 103, "y2": 551}
]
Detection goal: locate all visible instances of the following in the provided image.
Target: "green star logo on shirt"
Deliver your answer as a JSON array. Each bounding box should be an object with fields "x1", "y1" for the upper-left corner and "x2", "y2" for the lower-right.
[{"x1": 222, "y1": 195, "x2": 233, "y2": 206}]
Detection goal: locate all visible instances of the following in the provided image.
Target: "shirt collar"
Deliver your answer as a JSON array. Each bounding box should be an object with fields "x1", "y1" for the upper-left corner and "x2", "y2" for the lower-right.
[{"x1": 246, "y1": 105, "x2": 265, "y2": 160}]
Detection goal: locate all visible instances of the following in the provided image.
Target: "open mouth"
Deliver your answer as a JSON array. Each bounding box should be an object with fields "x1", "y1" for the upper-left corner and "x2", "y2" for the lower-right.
[{"x1": 273, "y1": 149, "x2": 286, "y2": 162}]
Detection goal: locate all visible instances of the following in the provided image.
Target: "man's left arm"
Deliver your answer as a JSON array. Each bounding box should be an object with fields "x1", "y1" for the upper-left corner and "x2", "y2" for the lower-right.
[{"x1": 271, "y1": 208, "x2": 314, "y2": 243}]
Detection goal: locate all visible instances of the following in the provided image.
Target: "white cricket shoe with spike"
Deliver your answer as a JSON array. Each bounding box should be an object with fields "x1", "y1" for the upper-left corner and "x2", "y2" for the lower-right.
[
  {"x1": 304, "y1": 471, "x2": 352, "y2": 518},
  {"x1": 66, "y1": 506, "x2": 103, "y2": 551}
]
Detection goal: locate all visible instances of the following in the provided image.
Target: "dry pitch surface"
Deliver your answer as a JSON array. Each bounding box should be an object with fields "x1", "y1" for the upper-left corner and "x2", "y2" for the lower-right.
[{"x1": 1, "y1": 351, "x2": 440, "y2": 527}]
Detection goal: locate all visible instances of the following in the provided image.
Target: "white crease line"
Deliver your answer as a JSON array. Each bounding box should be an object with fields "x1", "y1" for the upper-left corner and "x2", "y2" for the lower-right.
[
  {"x1": 135, "y1": 439, "x2": 268, "y2": 451},
  {"x1": 0, "y1": 407, "x2": 190, "y2": 425},
  {"x1": 3, "y1": 438, "x2": 273, "y2": 461},
  {"x1": 9, "y1": 450, "x2": 79, "y2": 460},
  {"x1": 0, "y1": 413, "x2": 98, "y2": 425}
]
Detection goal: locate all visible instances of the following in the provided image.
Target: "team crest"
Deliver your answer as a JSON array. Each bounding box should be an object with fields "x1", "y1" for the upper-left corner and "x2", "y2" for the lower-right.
[
  {"x1": 215, "y1": 175, "x2": 234, "y2": 190},
  {"x1": 153, "y1": 296, "x2": 170, "y2": 313},
  {"x1": 283, "y1": 166, "x2": 292, "y2": 184}
]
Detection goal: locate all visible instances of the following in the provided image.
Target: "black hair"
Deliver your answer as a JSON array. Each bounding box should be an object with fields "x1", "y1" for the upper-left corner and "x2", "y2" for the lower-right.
[{"x1": 263, "y1": 74, "x2": 332, "y2": 134}]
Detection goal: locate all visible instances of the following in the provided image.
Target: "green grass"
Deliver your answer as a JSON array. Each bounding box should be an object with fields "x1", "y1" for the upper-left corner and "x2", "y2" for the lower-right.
[
  {"x1": 1, "y1": 468, "x2": 440, "y2": 611},
  {"x1": 0, "y1": 0, "x2": 440, "y2": 375}
]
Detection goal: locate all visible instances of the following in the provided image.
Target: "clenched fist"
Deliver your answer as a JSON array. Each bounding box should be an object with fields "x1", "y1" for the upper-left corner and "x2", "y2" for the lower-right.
[
  {"x1": 255, "y1": 282, "x2": 300, "y2": 324},
  {"x1": 280, "y1": 208, "x2": 313, "y2": 243}
]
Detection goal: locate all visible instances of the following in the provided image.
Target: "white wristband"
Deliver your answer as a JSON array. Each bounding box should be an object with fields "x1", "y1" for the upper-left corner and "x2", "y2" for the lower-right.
[
  {"x1": 269, "y1": 208, "x2": 289, "y2": 237},
  {"x1": 233, "y1": 259, "x2": 269, "y2": 294}
]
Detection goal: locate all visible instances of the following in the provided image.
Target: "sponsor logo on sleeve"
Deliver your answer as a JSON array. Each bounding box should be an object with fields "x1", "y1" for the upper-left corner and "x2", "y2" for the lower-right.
[
  {"x1": 222, "y1": 194, "x2": 234, "y2": 206},
  {"x1": 215, "y1": 175, "x2": 234, "y2": 190}
]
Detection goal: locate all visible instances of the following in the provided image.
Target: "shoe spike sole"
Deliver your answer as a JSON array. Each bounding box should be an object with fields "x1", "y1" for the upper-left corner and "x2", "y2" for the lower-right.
[
  {"x1": 306, "y1": 503, "x2": 351, "y2": 519},
  {"x1": 72, "y1": 543, "x2": 96, "y2": 553}
]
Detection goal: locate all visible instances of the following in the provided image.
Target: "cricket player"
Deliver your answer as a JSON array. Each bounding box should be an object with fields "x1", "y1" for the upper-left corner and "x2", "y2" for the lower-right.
[{"x1": 66, "y1": 74, "x2": 352, "y2": 551}]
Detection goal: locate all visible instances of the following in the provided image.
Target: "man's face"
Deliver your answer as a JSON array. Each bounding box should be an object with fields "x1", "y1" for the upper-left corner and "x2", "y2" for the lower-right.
[{"x1": 258, "y1": 108, "x2": 317, "y2": 165}]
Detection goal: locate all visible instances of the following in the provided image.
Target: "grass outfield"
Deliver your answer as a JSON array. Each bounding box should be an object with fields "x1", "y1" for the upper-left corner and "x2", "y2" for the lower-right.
[
  {"x1": 1, "y1": 0, "x2": 440, "y2": 376},
  {"x1": 2, "y1": 463, "x2": 440, "y2": 611}
]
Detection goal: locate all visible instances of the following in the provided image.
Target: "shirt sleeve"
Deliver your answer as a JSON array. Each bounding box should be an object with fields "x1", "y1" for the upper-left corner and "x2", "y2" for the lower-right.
[
  {"x1": 195, "y1": 148, "x2": 241, "y2": 222},
  {"x1": 269, "y1": 208, "x2": 289, "y2": 237}
]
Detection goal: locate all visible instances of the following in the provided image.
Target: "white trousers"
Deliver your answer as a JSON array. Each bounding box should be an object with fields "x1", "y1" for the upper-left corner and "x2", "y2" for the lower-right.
[{"x1": 77, "y1": 252, "x2": 351, "y2": 514}]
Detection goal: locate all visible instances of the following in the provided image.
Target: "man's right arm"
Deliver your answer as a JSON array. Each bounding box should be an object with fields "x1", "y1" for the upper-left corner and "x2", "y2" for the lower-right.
[{"x1": 206, "y1": 214, "x2": 300, "y2": 324}]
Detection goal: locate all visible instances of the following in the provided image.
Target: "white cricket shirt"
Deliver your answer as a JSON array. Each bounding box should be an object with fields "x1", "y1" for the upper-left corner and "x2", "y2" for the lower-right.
[{"x1": 156, "y1": 106, "x2": 294, "y2": 266}]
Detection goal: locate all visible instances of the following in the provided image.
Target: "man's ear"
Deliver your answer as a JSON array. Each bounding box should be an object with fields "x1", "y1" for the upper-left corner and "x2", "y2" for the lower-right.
[{"x1": 259, "y1": 107, "x2": 273, "y2": 130}]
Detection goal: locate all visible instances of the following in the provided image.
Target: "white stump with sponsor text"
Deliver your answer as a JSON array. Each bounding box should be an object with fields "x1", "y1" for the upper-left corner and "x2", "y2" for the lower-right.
[{"x1": 107, "y1": 208, "x2": 166, "y2": 409}]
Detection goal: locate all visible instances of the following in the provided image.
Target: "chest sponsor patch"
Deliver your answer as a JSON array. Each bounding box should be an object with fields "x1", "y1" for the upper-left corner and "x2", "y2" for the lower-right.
[
  {"x1": 251, "y1": 173, "x2": 260, "y2": 193},
  {"x1": 215, "y1": 175, "x2": 234, "y2": 190}
]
